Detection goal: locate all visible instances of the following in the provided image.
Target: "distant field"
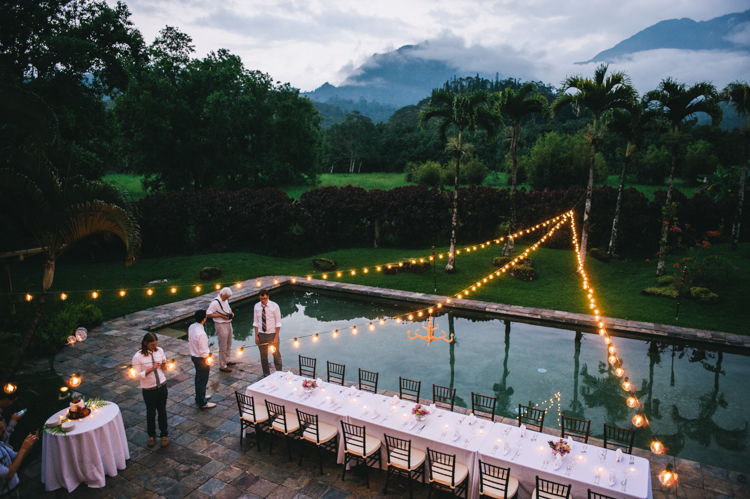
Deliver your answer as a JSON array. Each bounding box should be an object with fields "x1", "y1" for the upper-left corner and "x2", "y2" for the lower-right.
[{"x1": 104, "y1": 172, "x2": 696, "y2": 201}]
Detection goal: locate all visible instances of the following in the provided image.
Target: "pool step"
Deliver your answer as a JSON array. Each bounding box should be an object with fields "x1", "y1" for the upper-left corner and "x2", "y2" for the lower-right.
[{"x1": 157, "y1": 327, "x2": 187, "y2": 340}]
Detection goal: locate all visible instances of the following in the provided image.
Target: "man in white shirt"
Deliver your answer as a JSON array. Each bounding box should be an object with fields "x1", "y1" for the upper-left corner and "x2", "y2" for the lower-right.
[
  {"x1": 206, "y1": 287, "x2": 235, "y2": 373},
  {"x1": 188, "y1": 310, "x2": 216, "y2": 409},
  {"x1": 253, "y1": 288, "x2": 282, "y2": 377}
]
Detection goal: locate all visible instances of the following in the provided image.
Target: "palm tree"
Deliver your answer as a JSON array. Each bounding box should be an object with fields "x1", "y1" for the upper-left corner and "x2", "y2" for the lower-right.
[
  {"x1": 644, "y1": 78, "x2": 722, "y2": 276},
  {"x1": 420, "y1": 89, "x2": 501, "y2": 272},
  {"x1": 0, "y1": 87, "x2": 141, "y2": 384},
  {"x1": 604, "y1": 102, "x2": 648, "y2": 256},
  {"x1": 719, "y1": 81, "x2": 750, "y2": 251},
  {"x1": 491, "y1": 83, "x2": 549, "y2": 255},
  {"x1": 551, "y1": 64, "x2": 636, "y2": 267}
]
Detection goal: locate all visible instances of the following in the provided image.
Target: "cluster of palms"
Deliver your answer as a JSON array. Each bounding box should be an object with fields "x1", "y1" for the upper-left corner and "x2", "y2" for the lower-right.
[{"x1": 420, "y1": 65, "x2": 750, "y2": 276}]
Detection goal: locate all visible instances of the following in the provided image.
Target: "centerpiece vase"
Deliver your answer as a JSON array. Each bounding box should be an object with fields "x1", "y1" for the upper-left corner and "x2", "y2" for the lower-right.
[{"x1": 416, "y1": 414, "x2": 427, "y2": 422}]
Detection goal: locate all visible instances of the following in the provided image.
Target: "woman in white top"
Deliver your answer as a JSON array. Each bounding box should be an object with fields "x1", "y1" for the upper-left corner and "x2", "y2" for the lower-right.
[{"x1": 131, "y1": 332, "x2": 169, "y2": 447}]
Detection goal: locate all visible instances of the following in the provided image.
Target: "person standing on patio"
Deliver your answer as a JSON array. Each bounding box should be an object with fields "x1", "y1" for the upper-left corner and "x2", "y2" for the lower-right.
[
  {"x1": 206, "y1": 287, "x2": 235, "y2": 373},
  {"x1": 131, "y1": 332, "x2": 170, "y2": 447},
  {"x1": 254, "y1": 288, "x2": 282, "y2": 377},
  {"x1": 189, "y1": 310, "x2": 216, "y2": 410}
]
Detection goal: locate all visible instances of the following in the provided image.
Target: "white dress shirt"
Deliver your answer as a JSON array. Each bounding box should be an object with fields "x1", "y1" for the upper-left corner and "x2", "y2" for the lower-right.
[
  {"x1": 253, "y1": 300, "x2": 281, "y2": 333},
  {"x1": 206, "y1": 295, "x2": 232, "y2": 323},
  {"x1": 188, "y1": 322, "x2": 210, "y2": 358},
  {"x1": 131, "y1": 347, "x2": 167, "y2": 389}
]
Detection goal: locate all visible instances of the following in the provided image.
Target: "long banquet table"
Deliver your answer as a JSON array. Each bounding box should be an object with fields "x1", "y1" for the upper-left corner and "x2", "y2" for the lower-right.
[
  {"x1": 477, "y1": 422, "x2": 653, "y2": 499},
  {"x1": 246, "y1": 373, "x2": 652, "y2": 499}
]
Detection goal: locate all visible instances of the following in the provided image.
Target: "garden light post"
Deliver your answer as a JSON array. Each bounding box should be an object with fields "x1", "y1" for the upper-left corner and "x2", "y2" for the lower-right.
[
  {"x1": 432, "y1": 246, "x2": 437, "y2": 293},
  {"x1": 675, "y1": 265, "x2": 688, "y2": 320}
]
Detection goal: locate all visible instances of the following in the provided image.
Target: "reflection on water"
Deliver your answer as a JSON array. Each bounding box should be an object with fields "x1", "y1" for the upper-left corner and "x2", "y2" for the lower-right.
[{"x1": 171, "y1": 289, "x2": 749, "y2": 473}]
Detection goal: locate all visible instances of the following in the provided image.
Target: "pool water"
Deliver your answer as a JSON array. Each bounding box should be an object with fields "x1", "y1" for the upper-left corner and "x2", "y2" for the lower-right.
[{"x1": 166, "y1": 289, "x2": 750, "y2": 474}]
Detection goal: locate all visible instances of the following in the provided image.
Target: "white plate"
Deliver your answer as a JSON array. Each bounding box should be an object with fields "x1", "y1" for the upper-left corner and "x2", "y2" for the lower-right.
[
  {"x1": 46, "y1": 415, "x2": 63, "y2": 427},
  {"x1": 61, "y1": 421, "x2": 76, "y2": 432}
]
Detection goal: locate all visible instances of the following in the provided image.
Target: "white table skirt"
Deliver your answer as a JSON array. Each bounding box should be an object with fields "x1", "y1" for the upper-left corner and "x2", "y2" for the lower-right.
[
  {"x1": 477, "y1": 423, "x2": 653, "y2": 499},
  {"x1": 41, "y1": 402, "x2": 129, "y2": 492},
  {"x1": 349, "y1": 391, "x2": 491, "y2": 499},
  {"x1": 246, "y1": 372, "x2": 350, "y2": 463}
]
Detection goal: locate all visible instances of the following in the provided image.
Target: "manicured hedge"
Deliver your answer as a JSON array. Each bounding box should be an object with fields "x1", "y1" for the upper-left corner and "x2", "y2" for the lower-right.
[{"x1": 134, "y1": 185, "x2": 748, "y2": 257}]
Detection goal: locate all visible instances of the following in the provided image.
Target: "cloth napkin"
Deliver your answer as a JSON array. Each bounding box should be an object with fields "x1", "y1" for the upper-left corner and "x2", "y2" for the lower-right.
[
  {"x1": 316, "y1": 377, "x2": 324, "y2": 386},
  {"x1": 567, "y1": 436, "x2": 576, "y2": 450},
  {"x1": 330, "y1": 397, "x2": 337, "y2": 407},
  {"x1": 468, "y1": 414, "x2": 477, "y2": 425},
  {"x1": 608, "y1": 469, "x2": 617, "y2": 485},
  {"x1": 554, "y1": 455, "x2": 562, "y2": 469},
  {"x1": 285, "y1": 371, "x2": 293, "y2": 380},
  {"x1": 616, "y1": 448, "x2": 623, "y2": 462},
  {"x1": 503, "y1": 441, "x2": 510, "y2": 455},
  {"x1": 429, "y1": 403, "x2": 437, "y2": 414},
  {"x1": 391, "y1": 394, "x2": 400, "y2": 405},
  {"x1": 348, "y1": 386, "x2": 356, "y2": 396},
  {"x1": 519, "y1": 424, "x2": 526, "y2": 437},
  {"x1": 453, "y1": 429, "x2": 461, "y2": 441},
  {"x1": 373, "y1": 406, "x2": 381, "y2": 418}
]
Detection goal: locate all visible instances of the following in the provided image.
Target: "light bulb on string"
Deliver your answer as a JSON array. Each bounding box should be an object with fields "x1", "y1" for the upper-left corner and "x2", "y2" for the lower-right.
[
  {"x1": 215, "y1": 284, "x2": 221, "y2": 290},
  {"x1": 651, "y1": 440, "x2": 665, "y2": 454},
  {"x1": 408, "y1": 315, "x2": 413, "y2": 320},
  {"x1": 379, "y1": 319, "x2": 385, "y2": 325},
  {"x1": 418, "y1": 311, "x2": 423, "y2": 317},
  {"x1": 195, "y1": 286, "x2": 201, "y2": 292},
  {"x1": 352, "y1": 327, "x2": 357, "y2": 335},
  {"x1": 119, "y1": 290, "x2": 126, "y2": 297},
  {"x1": 92, "y1": 291, "x2": 98, "y2": 299},
  {"x1": 128, "y1": 365, "x2": 137, "y2": 378},
  {"x1": 257, "y1": 280, "x2": 261, "y2": 287},
  {"x1": 291, "y1": 278, "x2": 296, "y2": 283},
  {"x1": 313, "y1": 334, "x2": 319, "y2": 342},
  {"x1": 294, "y1": 338, "x2": 299, "y2": 347},
  {"x1": 627, "y1": 396, "x2": 639, "y2": 408},
  {"x1": 632, "y1": 414, "x2": 646, "y2": 427},
  {"x1": 333, "y1": 330, "x2": 338, "y2": 338},
  {"x1": 237, "y1": 347, "x2": 244, "y2": 357},
  {"x1": 206, "y1": 354, "x2": 213, "y2": 366},
  {"x1": 236, "y1": 283, "x2": 242, "y2": 288},
  {"x1": 61, "y1": 293, "x2": 67, "y2": 300},
  {"x1": 3, "y1": 383, "x2": 17, "y2": 394},
  {"x1": 68, "y1": 373, "x2": 81, "y2": 388},
  {"x1": 323, "y1": 274, "x2": 328, "y2": 279},
  {"x1": 659, "y1": 465, "x2": 677, "y2": 486},
  {"x1": 369, "y1": 323, "x2": 374, "y2": 331},
  {"x1": 396, "y1": 317, "x2": 401, "y2": 323},
  {"x1": 168, "y1": 358, "x2": 176, "y2": 371},
  {"x1": 306, "y1": 276, "x2": 311, "y2": 281},
  {"x1": 171, "y1": 287, "x2": 176, "y2": 294},
  {"x1": 25, "y1": 294, "x2": 32, "y2": 302},
  {"x1": 615, "y1": 367, "x2": 625, "y2": 377},
  {"x1": 274, "y1": 279, "x2": 278, "y2": 284},
  {"x1": 147, "y1": 289, "x2": 153, "y2": 296}
]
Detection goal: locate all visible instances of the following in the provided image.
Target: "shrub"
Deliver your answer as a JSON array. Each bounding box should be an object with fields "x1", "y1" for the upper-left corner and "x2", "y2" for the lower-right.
[
  {"x1": 510, "y1": 264, "x2": 536, "y2": 281},
  {"x1": 31, "y1": 302, "x2": 103, "y2": 356},
  {"x1": 589, "y1": 248, "x2": 611, "y2": 262},
  {"x1": 690, "y1": 287, "x2": 720, "y2": 303},
  {"x1": 493, "y1": 256, "x2": 512, "y2": 267},
  {"x1": 463, "y1": 158, "x2": 489, "y2": 186},
  {"x1": 641, "y1": 287, "x2": 679, "y2": 298},
  {"x1": 412, "y1": 161, "x2": 444, "y2": 186},
  {"x1": 685, "y1": 140, "x2": 719, "y2": 186},
  {"x1": 633, "y1": 145, "x2": 671, "y2": 185},
  {"x1": 406, "y1": 260, "x2": 431, "y2": 274},
  {"x1": 200, "y1": 267, "x2": 222, "y2": 280},
  {"x1": 697, "y1": 254, "x2": 734, "y2": 282},
  {"x1": 525, "y1": 132, "x2": 606, "y2": 190},
  {"x1": 312, "y1": 258, "x2": 337, "y2": 271},
  {"x1": 657, "y1": 276, "x2": 675, "y2": 287}
]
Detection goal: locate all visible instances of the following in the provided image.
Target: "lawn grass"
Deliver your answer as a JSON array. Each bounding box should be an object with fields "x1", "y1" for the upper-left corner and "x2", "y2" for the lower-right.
[
  {"x1": 104, "y1": 172, "x2": 696, "y2": 202},
  {"x1": 10, "y1": 240, "x2": 748, "y2": 336}
]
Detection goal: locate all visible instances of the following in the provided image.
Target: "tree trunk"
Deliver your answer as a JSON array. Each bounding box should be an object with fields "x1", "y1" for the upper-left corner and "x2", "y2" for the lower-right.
[
  {"x1": 2, "y1": 258, "x2": 55, "y2": 385},
  {"x1": 608, "y1": 149, "x2": 629, "y2": 256},
  {"x1": 373, "y1": 218, "x2": 381, "y2": 248},
  {"x1": 656, "y1": 153, "x2": 678, "y2": 276},
  {"x1": 446, "y1": 132, "x2": 462, "y2": 273},
  {"x1": 731, "y1": 133, "x2": 748, "y2": 251},
  {"x1": 448, "y1": 313, "x2": 456, "y2": 388},
  {"x1": 579, "y1": 144, "x2": 596, "y2": 268},
  {"x1": 503, "y1": 125, "x2": 520, "y2": 257}
]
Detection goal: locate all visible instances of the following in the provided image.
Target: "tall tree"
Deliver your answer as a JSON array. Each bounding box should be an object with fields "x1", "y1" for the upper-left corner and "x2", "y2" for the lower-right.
[
  {"x1": 644, "y1": 78, "x2": 722, "y2": 275},
  {"x1": 491, "y1": 83, "x2": 549, "y2": 255},
  {"x1": 325, "y1": 111, "x2": 378, "y2": 173},
  {"x1": 419, "y1": 89, "x2": 501, "y2": 272},
  {"x1": 604, "y1": 101, "x2": 648, "y2": 256},
  {"x1": 0, "y1": 88, "x2": 140, "y2": 384},
  {"x1": 720, "y1": 81, "x2": 750, "y2": 251},
  {"x1": 552, "y1": 64, "x2": 636, "y2": 267}
]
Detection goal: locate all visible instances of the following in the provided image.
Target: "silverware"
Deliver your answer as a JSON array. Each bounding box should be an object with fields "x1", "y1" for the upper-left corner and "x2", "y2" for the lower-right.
[
  {"x1": 629, "y1": 456, "x2": 634, "y2": 465},
  {"x1": 440, "y1": 432, "x2": 447, "y2": 442},
  {"x1": 594, "y1": 473, "x2": 600, "y2": 484},
  {"x1": 438, "y1": 411, "x2": 444, "y2": 418},
  {"x1": 463, "y1": 438, "x2": 471, "y2": 448},
  {"x1": 417, "y1": 424, "x2": 426, "y2": 434},
  {"x1": 582, "y1": 445, "x2": 587, "y2": 453},
  {"x1": 621, "y1": 479, "x2": 627, "y2": 492},
  {"x1": 565, "y1": 464, "x2": 573, "y2": 476},
  {"x1": 511, "y1": 449, "x2": 520, "y2": 460},
  {"x1": 531, "y1": 433, "x2": 537, "y2": 441},
  {"x1": 491, "y1": 445, "x2": 498, "y2": 454},
  {"x1": 480, "y1": 421, "x2": 486, "y2": 429}
]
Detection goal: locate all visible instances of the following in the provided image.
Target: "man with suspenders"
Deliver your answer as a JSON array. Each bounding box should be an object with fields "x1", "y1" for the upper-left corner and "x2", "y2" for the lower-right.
[{"x1": 206, "y1": 287, "x2": 235, "y2": 373}]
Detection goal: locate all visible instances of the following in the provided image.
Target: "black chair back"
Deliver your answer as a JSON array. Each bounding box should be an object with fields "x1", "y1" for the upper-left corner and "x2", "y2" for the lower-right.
[
  {"x1": 535, "y1": 476, "x2": 571, "y2": 499},
  {"x1": 385, "y1": 434, "x2": 414, "y2": 468},
  {"x1": 433, "y1": 385, "x2": 456, "y2": 411},
  {"x1": 518, "y1": 404, "x2": 546, "y2": 432},
  {"x1": 587, "y1": 489, "x2": 618, "y2": 499},
  {"x1": 296, "y1": 409, "x2": 320, "y2": 443},
  {"x1": 358, "y1": 368, "x2": 379, "y2": 393},
  {"x1": 299, "y1": 355, "x2": 316, "y2": 378},
  {"x1": 235, "y1": 391, "x2": 258, "y2": 420},
  {"x1": 472, "y1": 392, "x2": 497, "y2": 421},
  {"x1": 603, "y1": 424, "x2": 636, "y2": 454},
  {"x1": 478, "y1": 460, "x2": 512, "y2": 499},
  {"x1": 341, "y1": 421, "x2": 368, "y2": 454},
  {"x1": 561, "y1": 415, "x2": 590, "y2": 443},
  {"x1": 427, "y1": 448, "x2": 458, "y2": 488},
  {"x1": 327, "y1": 361, "x2": 345, "y2": 385},
  {"x1": 399, "y1": 377, "x2": 421, "y2": 403},
  {"x1": 266, "y1": 400, "x2": 291, "y2": 432}
]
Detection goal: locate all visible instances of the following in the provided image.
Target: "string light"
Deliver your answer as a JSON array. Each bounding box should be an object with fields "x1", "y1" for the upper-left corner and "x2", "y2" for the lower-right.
[
  {"x1": 632, "y1": 414, "x2": 647, "y2": 427},
  {"x1": 237, "y1": 347, "x2": 244, "y2": 357},
  {"x1": 206, "y1": 353, "x2": 213, "y2": 365},
  {"x1": 269, "y1": 344, "x2": 276, "y2": 353},
  {"x1": 257, "y1": 280, "x2": 261, "y2": 286},
  {"x1": 61, "y1": 293, "x2": 67, "y2": 300},
  {"x1": 236, "y1": 282, "x2": 242, "y2": 288},
  {"x1": 25, "y1": 294, "x2": 32, "y2": 301},
  {"x1": 659, "y1": 464, "x2": 677, "y2": 486},
  {"x1": 128, "y1": 365, "x2": 137, "y2": 378},
  {"x1": 313, "y1": 334, "x2": 319, "y2": 342},
  {"x1": 291, "y1": 278, "x2": 295, "y2": 284},
  {"x1": 651, "y1": 440, "x2": 665, "y2": 454},
  {"x1": 352, "y1": 327, "x2": 357, "y2": 335},
  {"x1": 147, "y1": 289, "x2": 153, "y2": 296},
  {"x1": 171, "y1": 288, "x2": 176, "y2": 294},
  {"x1": 622, "y1": 378, "x2": 632, "y2": 391},
  {"x1": 92, "y1": 291, "x2": 98, "y2": 299},
  {"x1": 119, "y1": 290, "x2": 126, "y2": 297},
  {"x1": 168, "y1": 358, "x2": 176, "y2": 371},
  {"x1": 369, "y1": 322, "x2": 374, "y2": 331},
  {"x1": 274, "y1": 279, "x2": 278, "y2": 284},
  {"x1": 294, "y1": 338, "x2": 299, "y2": 347},
  {"x1": 195, "y1": 286, "x2": 201, "y2": 292},
  {"x1": 333, "y1": 330, "x2": 338, "y2": 338},
  {"x1": 68, "y1": 374, "x2": 81, "y2": 388},
  {"x1": 3, "y1": 383, "x2": 17, "y2": 394},
  {"x1": 215, "y1": 284, "x2": 221, "y2": 290}
]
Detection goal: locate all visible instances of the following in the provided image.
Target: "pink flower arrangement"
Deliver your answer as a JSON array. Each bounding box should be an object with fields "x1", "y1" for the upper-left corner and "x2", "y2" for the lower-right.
[
  {"x1": 302, "y1": 380, "x2": 317, "y2": 389},
  {"x1": 548, "y1": 439, "x2": 571, "y2": 457},
  {"x1": 412, "y1": 404, "x2": 430, "y2": 417}
]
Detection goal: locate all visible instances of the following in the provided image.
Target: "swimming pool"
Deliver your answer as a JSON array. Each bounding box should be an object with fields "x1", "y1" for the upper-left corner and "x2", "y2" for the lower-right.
[{"x1": 164, "y1": 288, "x2": 750, "y2": 474}]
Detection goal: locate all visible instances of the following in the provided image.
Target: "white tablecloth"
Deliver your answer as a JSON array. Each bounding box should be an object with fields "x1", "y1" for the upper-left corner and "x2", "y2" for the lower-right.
[
  {"x1": 477, "y1": 423, "x2": 652, "y2": 499},
  {"x1": 246, "y1": 372, "x2": 350, "y2": 463},
  {"x1": 41, "y1": 402, "x2": 129, "y2": 492},
  {"x1": 349, "y1": 391, "x2": 492, "y2": 499}
]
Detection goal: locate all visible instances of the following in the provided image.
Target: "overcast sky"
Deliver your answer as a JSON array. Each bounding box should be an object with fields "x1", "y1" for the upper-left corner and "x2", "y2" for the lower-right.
[{"x1": 118, "y1": 0, "x2": 750, "y2": 93}]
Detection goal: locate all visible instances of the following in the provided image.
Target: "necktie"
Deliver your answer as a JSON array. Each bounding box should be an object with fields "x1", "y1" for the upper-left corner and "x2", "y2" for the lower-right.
[
  {"x1": 262, "y1": 305, "x2": 267, "y2": 332},
  {"x1": 150, "y1": 353, "x2": 161, "y2": 387}
]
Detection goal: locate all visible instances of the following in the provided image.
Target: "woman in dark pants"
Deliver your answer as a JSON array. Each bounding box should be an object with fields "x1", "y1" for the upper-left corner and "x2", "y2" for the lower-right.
[{"x1": 131, "y1": 332, "x2": 169, "y2": 447}]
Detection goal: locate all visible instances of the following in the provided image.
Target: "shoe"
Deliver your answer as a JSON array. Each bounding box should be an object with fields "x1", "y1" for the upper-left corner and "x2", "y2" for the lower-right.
[
  {"x1": 147, "y1": 436, "x2": 155, "y2": 447},
  {"x1": 220, "y1": 367, "x2": 232, "y2": 373},
  {"x1": 201, "y1": 402, "x2": 217, "y2": 409},
  {"x1": 226, "y1": 361, "x2": 237, "y2": 366},
  {"x1": 205, "y1": 394, "x2": 212, "y2": 400},
  {"x1": 161, "y1": 437, "x2": 169, "y2": 447}
]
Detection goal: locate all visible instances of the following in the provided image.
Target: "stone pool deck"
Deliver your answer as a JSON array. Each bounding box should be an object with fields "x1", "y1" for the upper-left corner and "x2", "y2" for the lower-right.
[{"x1": 16, "y1": 276, "x2": 748, "y2": 498}]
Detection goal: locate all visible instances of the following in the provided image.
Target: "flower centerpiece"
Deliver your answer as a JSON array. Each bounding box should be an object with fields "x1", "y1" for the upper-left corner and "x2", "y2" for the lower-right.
[
  {"x1": 412, "y1": 404, "x2": 430, "y2": 421},
  {"x1": 302, "y1": 379, "x2": 317, "y2": 393},
  {"x1": 548, "y1": 439, "x2": 572, "y2": 458}
]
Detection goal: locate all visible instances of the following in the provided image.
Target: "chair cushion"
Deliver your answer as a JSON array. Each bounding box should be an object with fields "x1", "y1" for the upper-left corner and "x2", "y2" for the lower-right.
[
  {"x1": 431, "y1": 462, "x2": 469, "y2": 488},
  {"x1": 482, "y1": 476, "x2": 519, "y2": 499},
  {"x1": 241, "y1": 405, "x2": 269, "y2": 424},
  {"x1": 346, "y1": 435, "x2": 382, "y2": 457},
  {"x1": 389, "y1": 448, "x2": 426, "y2": 471},
  {"x1": 303, "y1": 422, "x2": 337, "y2": 444},
  {"x1": 271, "y1": 412, "x2": 300, "y2": 433}
]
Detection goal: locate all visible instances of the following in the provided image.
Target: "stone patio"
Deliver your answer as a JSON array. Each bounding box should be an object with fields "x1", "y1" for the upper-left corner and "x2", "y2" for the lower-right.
[{"x1": 13, "y1": 277, "x2": 747, "y2": 498}]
